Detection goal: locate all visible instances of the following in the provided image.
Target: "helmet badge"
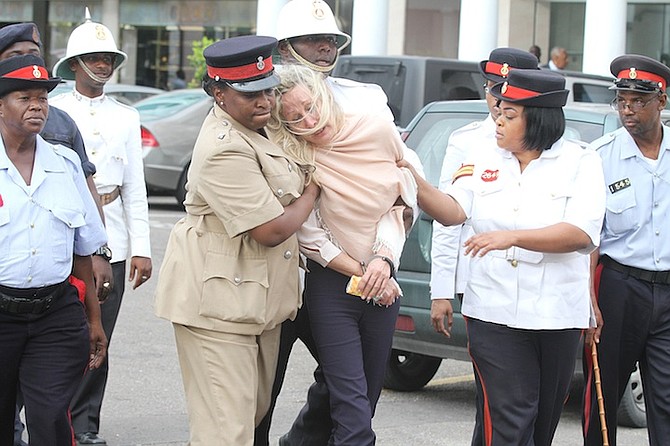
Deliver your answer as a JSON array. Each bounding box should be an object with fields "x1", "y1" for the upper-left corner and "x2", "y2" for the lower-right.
[
  {"x1": 95, "y1": 24, "x2": 108, "y2": 40},
  {"x1": 256, "y1": 56, "x2": 265, "y2": 71},
  {"x1": 312, "y1": 1, "x2": 325, "y2": 19}
]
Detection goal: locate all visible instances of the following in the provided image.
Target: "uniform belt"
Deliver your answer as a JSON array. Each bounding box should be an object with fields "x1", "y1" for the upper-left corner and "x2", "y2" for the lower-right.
[
  {"x1": 100, "y1": 186, "x2": 120, "y2": 206},
  {"x1": 600, "y1": 256, "x2": 670, "y2": 285},
  {"x1": 0, "y1": 280, "x2": 68, "y2": 314}
]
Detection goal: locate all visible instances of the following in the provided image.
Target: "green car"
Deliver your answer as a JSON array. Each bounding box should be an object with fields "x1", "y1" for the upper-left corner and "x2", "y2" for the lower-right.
[{"x1": 388, "y1": 100, "x2": 669, "y2": 428}]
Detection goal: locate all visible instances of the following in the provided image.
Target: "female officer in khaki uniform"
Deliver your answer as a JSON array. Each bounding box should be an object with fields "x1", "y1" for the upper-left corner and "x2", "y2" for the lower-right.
[{"x1": 154, "y1": 36, "x2": 319, "y2": 446}]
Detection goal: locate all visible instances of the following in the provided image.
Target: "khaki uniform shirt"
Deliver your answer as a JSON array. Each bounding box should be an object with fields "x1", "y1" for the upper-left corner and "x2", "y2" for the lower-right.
[{"x1": 154, "y1": 106, "x2": 306, "y2": 335}]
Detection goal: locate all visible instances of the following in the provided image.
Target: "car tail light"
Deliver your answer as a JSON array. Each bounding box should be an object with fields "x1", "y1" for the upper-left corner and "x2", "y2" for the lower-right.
[
  {"x1": 395, "y1": 314, "x2": 415, "y2": 332},
  {"x1": 141, "y1": 126, "x2": 159, "y2": 148}
]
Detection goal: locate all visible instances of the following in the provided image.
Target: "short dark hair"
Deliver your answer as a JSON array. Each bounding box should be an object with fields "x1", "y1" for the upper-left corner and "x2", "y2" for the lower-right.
[{"x1": 522, "y1": 106, "x2": 565, "y2": 151}]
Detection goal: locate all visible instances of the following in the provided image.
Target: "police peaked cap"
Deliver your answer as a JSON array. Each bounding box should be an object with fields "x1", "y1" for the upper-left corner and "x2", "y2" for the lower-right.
[
  {"x1": 204, "y1": 35, "x2": 280, "y2": 93},
  {"x1": 479, "y1": 47, "x2": 540, "y2": 84},
  {"x1": 0, "y1": 23, "x2": 41, "y2": 55},
  {"x1": 490, "y1": 69, "x2": 569, "y2": 108},
  {"x1": 610, "y1": 54, "x2": 670, "y2": 93},
  {"x1": 0, "y1": 54, "x2": 60, "y2": 97}
]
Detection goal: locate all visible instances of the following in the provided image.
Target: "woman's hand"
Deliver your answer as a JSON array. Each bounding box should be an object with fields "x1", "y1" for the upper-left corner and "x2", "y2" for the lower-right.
[
  {"x1": 464, "y1": 230, "x2": 516, "y2": 257},
  {"x1": 371, "y1": 278, "x2": 402, "y2": 307},
  {"x1": 397, "y1": 159, "x2": 418, "y2": 179},
  {"x1": 357, "y1": 256, "x2": 391, "y2": 301}
]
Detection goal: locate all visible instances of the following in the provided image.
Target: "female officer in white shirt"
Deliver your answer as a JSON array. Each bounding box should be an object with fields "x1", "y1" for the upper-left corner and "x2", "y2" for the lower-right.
[
  {"x1": 0, "y1": 54, "x2": 107, "y2": 445},
  {"x1": 401, "y1": 69, "x2": 606, "y2": 446}
]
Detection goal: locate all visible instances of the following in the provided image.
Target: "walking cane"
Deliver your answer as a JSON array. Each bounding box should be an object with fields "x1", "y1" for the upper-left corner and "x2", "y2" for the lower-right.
[{"x1": 591, "y1": 342, "x2": 609, "y2": 446}]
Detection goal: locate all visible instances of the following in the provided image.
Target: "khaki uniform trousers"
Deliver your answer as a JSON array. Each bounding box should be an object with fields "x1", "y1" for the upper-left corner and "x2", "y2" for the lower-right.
[{"x1": 173, "y1": 323, "x2": 281, "y2": 446}]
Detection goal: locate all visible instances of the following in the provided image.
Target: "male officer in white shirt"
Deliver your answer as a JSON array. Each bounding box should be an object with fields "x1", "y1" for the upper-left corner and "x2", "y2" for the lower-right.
[{"x1": 51, "y1": 11, "x2": 152, "y2": 445}]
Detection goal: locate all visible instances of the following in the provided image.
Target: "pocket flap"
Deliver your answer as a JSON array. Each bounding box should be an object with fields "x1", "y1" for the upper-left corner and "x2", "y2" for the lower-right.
[
  {"x1": 51, "y1": 207, "x2": 85, "y2": 229},
  {"x1": 203, "y1": 251, "x2": 269, "y2": 288}
]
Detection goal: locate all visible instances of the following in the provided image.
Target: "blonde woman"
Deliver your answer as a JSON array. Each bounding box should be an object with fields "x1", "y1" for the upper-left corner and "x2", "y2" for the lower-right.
[{"x1": 269, "y1": 64, "x2": 416, "y2": 445}]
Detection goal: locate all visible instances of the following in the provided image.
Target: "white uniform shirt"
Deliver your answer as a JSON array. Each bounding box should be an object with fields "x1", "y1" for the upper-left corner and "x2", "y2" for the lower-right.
[
  {"x1": 51, "y1": 90, "x2": 151, "y2": 262},
  {"x1": 448, "y1": 138, "x2": 605, "y2": 329},
  {"x1": 431, "y1": 116, "x2": 497, "y2": 299},
  {"x1": 0, "y1": 136, "x2": 106, "y2": 287},
  {"x1": 594, "y1": 125, "x2": 670, "y2": 271}
]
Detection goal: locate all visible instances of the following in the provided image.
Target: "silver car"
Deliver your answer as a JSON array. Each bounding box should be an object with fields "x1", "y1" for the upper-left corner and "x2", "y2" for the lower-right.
[{"x1": 138, "y1": 89, "x2": 213, "y2": 204}]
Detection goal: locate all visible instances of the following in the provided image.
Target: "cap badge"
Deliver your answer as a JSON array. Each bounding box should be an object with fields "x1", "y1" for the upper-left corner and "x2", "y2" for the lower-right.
[
  {"x1": 629, "y1": 67, "x2": 637, "y2": 79},
  {"x1": 95, "y1": 24, "x2": 107, "y2": 40},
  {"x1": 501, "y1": 82, "x2": 508, "y2": 94},
  {"x1": 32, "y1": 65, "x2": 42, "y2": 78},
  {"x1": 256, "y1": 56, "x2": 265, "y2": 71},
  {"x1": 500, "y1": 63, "x2": 510, "y2": 76},
  {"x1": 313, "y1": 1, "x2": 325, "y2": 19}
]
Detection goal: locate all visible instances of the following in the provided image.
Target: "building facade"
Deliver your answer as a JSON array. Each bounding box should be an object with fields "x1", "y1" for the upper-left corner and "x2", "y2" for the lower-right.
[{"x1": 1, "y1": 0, "x2": 669, "y2": 88}]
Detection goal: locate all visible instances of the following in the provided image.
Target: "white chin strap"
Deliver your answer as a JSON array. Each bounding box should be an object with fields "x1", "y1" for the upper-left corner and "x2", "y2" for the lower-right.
[
  {"x1": 287, "y1": 42, "x2": 336, "y2": 74},
  {"x1": 76, "y1": 57, "x2": 110, "y2": 84}
]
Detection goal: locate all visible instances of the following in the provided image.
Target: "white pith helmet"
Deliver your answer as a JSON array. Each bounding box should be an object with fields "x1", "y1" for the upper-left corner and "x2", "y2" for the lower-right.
[
  {"x1": 52, "y1": 7, "x2": 127, "y2": 80},
  {"x1": 276, "y1": 0, "x2": 351, "y2": 51}
]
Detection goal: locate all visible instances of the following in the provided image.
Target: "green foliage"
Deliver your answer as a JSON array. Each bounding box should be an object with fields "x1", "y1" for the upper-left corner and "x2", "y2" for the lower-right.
[{"x1": 187, "y1": 36, "x2": 215, "y2": 88}]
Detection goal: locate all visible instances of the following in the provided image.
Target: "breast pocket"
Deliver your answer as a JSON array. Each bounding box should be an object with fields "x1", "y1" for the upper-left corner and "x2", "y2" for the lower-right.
[
  {"x1": 263, "y1": 153, "x2": 303, "y2": 207},
  {"x1": 199, "y1": 251, "x2": 269, "y2": 324},
  {"x1": 605, "y1": 188, "x2": 638, "y2": 234},
  {"x1": 50, "y1": 207, "x2": 86, "y2": 262},
  {"x1": 471, "y1": 183, "x2": 505, "y2": 221},
  {"x1": 533, "y1": 188, "x2": 572, "y2": 225}
]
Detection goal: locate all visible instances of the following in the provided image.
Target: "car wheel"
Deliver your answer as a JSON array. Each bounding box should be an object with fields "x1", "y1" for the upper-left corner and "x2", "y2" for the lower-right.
[
  {"x1": 617, "y1": 363, "x2": 646, "y2": 428},
  {"x1": 175, "y1": 164, "x2": 189, "y2": 207},
  {"x1": 383, "y1": 349, "x2": 442, "y2": 391}
]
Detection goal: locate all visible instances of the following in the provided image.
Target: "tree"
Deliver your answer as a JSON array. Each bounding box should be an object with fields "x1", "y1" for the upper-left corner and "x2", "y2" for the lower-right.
[{"x1": 187, "y1": 36, "x2": 215, "y2": 88}]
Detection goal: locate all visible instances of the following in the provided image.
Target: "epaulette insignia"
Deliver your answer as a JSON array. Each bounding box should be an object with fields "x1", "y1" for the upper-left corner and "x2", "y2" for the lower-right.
[{"x1": 452, "y1": 164, "x2": 474, "y2": 183}]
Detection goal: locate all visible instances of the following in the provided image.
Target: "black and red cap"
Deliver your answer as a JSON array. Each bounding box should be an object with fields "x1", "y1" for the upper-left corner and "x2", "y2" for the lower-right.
[
  {"x1": 479, "y1": 47, "x2": 539, "y2": 84},
  {"x1": 0, "y1": 54, "x2": 60, "y2": 97},
  {"x1": 489, "y1": 69, "x2": 568, "y2": 108},
  {"x1": 204, "y1": 35, "x2": 280, "y2": 93},
  {"x1": 0, "y1": 23, "x2": 41, "y2": 55},
  {"x1": 610, "y1": 54, "x2": 670, "y2": 93}
]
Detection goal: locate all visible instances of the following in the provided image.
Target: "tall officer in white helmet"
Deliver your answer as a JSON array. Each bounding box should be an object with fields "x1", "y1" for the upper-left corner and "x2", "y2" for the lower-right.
[{"x1": 50, "y1": 9, "x2": 152, "y2": 445}]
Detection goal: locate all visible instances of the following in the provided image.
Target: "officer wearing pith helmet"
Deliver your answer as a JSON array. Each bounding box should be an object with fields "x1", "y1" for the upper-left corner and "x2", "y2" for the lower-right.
[
  {"x1": 50, "y1": 9, "x2": 152, "y2": 445},
  {"x1": 275, "y1": 0, "x2": 350, "y2": 74},
  {"x1": 154, "y1": 35, "x2": 319, "y2": 446},
  {"x1": 583, "y1": 54, "x2": 670, "y2": 446}
]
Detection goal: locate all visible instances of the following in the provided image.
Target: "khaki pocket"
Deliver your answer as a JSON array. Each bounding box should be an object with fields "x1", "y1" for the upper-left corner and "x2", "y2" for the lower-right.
[{"x1": 199, "y1": 251, "x2": 269, "y2": 324}]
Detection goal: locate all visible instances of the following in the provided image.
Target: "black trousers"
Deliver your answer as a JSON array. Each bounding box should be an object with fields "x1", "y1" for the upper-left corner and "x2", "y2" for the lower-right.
[
  {"x1": 254, "y1": 278, "x2": 332, "y2": 446},
  {"x1": 467, "y1": 317, "x2": 581, "y2": 446},
  {"x1": 583, "y1": 264, "x2": 670, "y2": 446},
  {"x1": 70, "y1": 261, "x2": 126, "y2": 435},
  {"x1": 0, "y1": 282, "x2": 89, "y2": 446}
]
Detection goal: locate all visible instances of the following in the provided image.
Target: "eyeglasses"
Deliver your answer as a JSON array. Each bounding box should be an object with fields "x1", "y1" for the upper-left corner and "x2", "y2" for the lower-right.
[{"x1": 610, "y1": 95, "x2": 659, "y2": 112}]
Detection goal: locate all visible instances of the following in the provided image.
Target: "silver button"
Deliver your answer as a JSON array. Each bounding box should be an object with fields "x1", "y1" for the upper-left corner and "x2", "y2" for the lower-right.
[
  {"x1": 288, "y1": 164, "x2": 293, "y2": 172},
  {"x1": 27, "y1": 276, "x2": 32, "y2": 282},
  {"x1": 234, "y1": 276, "x2": 241, "y2": 284},
  {"x1": 284, "y1": 250, "x2": 292, "y2": 259},
  {"x1": 277, "y1": 188, "x2": 284, "y2": 197},
  {"x1": 218, "y1": 133, "x2": 225, "y2": 139}
]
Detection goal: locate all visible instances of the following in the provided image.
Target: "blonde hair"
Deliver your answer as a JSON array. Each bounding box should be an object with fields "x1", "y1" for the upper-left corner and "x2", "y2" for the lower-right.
[{"x1": 268, "y1": 64, "x2": 344, "y2": 181}]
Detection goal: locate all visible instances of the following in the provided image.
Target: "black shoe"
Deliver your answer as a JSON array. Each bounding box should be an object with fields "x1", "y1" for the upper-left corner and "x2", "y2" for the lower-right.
[{"x1": 75, "y1": 433, "x2": 107, "y2": 445}]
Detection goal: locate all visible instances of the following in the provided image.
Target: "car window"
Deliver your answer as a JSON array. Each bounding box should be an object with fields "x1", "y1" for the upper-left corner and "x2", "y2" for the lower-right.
[
  {"x1": 572, "y1": 83, "x2": 615, "y2": 104},
  {"x1": 136, "y1": 91, "x2": 207, "y2": 121},
  {"x1": 564, "y1": 120, "x2": 605, "y2": 143},
  {"x1": 439, "y1": 71, "x2": 483, "y2": 101}
]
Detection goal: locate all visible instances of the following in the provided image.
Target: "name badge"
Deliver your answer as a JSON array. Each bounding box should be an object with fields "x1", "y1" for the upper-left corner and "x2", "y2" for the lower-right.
[{"x1": 608, "y1": 178, "x2": 631, "y2": 194}]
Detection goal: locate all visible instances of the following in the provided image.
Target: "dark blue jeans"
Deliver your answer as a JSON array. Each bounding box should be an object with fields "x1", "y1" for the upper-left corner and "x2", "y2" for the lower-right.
[{"x1": 305, "y1": 262, "x2": 399, "y2": 446}]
